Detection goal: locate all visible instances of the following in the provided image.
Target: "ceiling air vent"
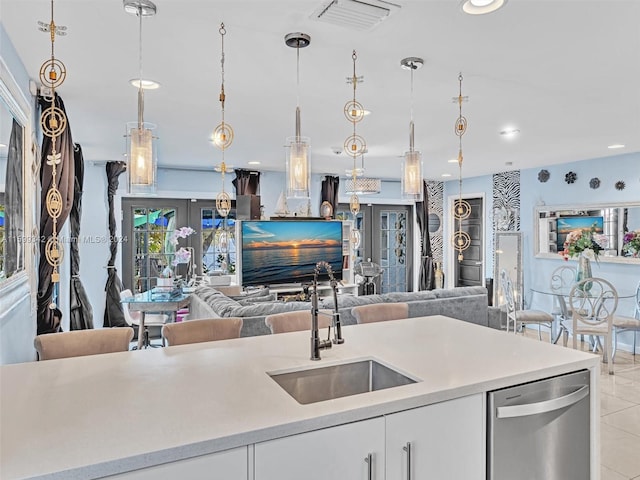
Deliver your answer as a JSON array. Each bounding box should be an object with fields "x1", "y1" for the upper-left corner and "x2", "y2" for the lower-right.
[{"x1": 311, "y1": 0, "x2": 401, "y2": 31}]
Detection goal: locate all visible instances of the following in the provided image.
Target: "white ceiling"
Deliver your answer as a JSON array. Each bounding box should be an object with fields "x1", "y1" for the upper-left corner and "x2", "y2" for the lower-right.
[{"x1": 1, "y1": 0, "x2": 639, "y2": 181}]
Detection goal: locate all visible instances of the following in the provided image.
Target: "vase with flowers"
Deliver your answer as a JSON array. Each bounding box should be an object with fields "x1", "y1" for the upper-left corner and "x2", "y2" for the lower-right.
[
  {"x1": 622, "y1": 230, "x2": 640, "y2": 258},
  {"x1": 559, "y1": 226, "x2": 609, "y2": 291},
  {"x1": 162, "y1": 226, "x2": 196, "y2": 285}
]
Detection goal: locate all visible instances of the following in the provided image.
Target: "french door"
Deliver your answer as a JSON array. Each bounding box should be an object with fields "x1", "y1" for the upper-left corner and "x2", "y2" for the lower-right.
[
  {"x1": 337, "y1": 204, "x2": 413, "y2": 293},
  {"x1": 122, "y1": 198, "x2": 236, "y2": 293}
]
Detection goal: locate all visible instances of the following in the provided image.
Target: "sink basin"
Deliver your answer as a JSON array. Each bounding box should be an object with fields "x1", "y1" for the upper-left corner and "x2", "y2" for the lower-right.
[{"x1": 269, "y1": 359, "x2": 418, "y2": 405}]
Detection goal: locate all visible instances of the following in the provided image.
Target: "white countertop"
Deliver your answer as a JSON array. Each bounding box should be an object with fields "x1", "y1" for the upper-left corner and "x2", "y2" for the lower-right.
[{"x1": 0, "y1": 316, "x2": 599, "y2": 479}]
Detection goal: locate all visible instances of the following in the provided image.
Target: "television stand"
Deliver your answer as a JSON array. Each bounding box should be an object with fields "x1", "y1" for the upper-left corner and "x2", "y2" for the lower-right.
[{"x1": 269, "y1": 283, "x2": 358, "y2": 300}]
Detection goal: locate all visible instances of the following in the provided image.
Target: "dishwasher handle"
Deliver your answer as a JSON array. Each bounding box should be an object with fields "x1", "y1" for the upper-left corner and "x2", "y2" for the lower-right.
[{"x1": 496, "y1": 385, "x2": 589, "y2": 419}]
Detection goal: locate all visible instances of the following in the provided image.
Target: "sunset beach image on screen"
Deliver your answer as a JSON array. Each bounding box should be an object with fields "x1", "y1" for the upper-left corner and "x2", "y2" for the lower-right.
[{"x1": 240, "y1": 220, "x2": 343, "y2": 286}]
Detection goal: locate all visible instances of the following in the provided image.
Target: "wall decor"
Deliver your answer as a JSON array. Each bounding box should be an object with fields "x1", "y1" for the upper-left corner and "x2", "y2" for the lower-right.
[
  {"x1": 427, "y1": 181, "x2": 444, "y2": 264},
  {"x1": 589, "y1": 177, "x2": 600, "y2": 189},
  {"x1": 492, "y1": 170, "x2": 521, "y2": 232},
  {"x1": 615, "y1": 180, "x2": 626, "y2": 191},
  {"x1": 564, "y1": 171, "x2": 577, "y2": 184},
  {"x1": 537, "y1": 169, "x2": 550, "y2": 183}
]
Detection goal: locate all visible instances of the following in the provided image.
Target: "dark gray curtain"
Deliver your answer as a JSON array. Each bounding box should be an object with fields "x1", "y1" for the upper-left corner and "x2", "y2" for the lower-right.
[
  {"x1": 103, "y1": 161, "x2": 127, "y2": 328},
  {"x1": 5, "y1": 119, "x2": 23, "y2": 276},
  {"x1": 69, "y1": 143, "x2": 93, "y2": 330},
  {"x1": 37, "y1": 94, "x2": 75, "y2": 335},
  {"x1": 416, "y1": 180, "x2": 435, "y2": 290},
  {"x1": 320, "y1": 176, "x2": 339, "y2": 218},
  {"x1": 232, "y1": 169, "x2": 260, "y2": 195}
]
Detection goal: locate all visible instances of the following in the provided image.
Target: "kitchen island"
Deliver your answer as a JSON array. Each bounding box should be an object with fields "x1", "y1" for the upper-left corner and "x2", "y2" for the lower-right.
[{"x1": 0, "y1": 316, "x2": 600, "y2": 479}]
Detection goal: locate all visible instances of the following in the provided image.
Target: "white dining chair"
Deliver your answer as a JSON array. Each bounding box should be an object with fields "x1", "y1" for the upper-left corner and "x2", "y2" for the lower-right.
[
  {"x1": 549, "y1": 265, "x2": 576, "y2": 345},
  {"x1": 612, "y1": 281, "x2": 640, "y2": 360},
  {"x1": 569, "y1": 277, "x2": 618, "y2": 375},
  {"x1": 500, "y1": 270, "x2": 554, "y2": 339}
]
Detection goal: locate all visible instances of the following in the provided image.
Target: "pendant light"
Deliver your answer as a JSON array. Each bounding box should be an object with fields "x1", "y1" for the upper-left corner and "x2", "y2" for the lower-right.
[
  {"x1": 344, "y1": 152, "x2": 381, "y2": 195},
  {"x1": 38, "y1": 0, "x2": 67, "y2": 288},
  {"x1": 452, "y1": 73, "x2": 471, "y2": 261},
  {"x1": 213, "y1": 23, "x2": 234, "y2": 218},
  {"x1": 124, "y1": 0, "x2": 157, "y2": 194},
  {"x1": 400, "y1": 57, "x2": 424, "y2": 202},
  {"x1": 285, "y1": 32, "x2": 311, "y2": 199}
]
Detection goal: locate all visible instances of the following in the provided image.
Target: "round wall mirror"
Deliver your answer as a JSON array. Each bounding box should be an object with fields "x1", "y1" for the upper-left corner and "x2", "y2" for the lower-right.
[{"x1": 428, "y1": 213, "x2": 441, "y2": 233}]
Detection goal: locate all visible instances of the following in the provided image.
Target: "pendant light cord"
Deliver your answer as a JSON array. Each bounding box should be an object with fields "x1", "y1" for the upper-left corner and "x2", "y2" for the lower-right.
[{"x1": 137, "y1": 4, "x2": 144, "y2": 129}]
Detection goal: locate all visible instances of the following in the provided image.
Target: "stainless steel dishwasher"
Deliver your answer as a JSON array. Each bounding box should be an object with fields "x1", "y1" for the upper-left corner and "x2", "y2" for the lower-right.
[{"x1": 487, "y1": 369, "x2": 590, "y2": 480}]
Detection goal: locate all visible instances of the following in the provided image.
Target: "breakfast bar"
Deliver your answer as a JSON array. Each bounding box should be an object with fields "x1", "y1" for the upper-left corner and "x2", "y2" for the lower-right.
[{"x1": 0, "y1": 316, "x2": 600, "y2": 479}]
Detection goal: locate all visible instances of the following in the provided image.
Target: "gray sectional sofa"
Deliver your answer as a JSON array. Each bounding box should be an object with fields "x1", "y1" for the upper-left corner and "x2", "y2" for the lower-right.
[{"x1": 189, "y1": 284, "x2": 489, "y2": 337}]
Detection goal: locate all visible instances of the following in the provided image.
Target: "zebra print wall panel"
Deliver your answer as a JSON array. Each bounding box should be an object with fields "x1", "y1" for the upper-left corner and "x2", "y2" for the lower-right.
[
  {"x1": 427, "y1": 181, "x2": 444, "y2": 263},
  {"x1": 492, "y1": 170, "x2": 521, "y2": 232}
]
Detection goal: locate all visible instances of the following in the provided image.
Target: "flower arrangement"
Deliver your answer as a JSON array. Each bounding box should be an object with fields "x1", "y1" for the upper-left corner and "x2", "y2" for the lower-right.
[
  {"x1": 559, "y1": 227, "x2": 609, "y2": 261},
  {"x1": 622, "y1": 230, "x2": 640, "y2": 257},
  {"x1": 170, "y1": 226, "x2": 196, "y2": 267}
]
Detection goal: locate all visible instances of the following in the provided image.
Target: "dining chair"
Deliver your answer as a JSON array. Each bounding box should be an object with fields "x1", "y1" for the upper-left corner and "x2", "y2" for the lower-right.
[
  {"x1": 612, "y1": 281, "x2": 640, "y2": 360},
  {"x1": 264, "y1": 310, "x2": 332, "y2": 334},
  {"x1": 500, "y1": 269, "x2": 554, "y2": 339},
  {"x1": 34, "y1": 327, "x2": 134, "y2": 360},
  {"x1": 162, "y1": 318, "x2": 243, "y2": 346},
  {"x1": 120, "y1": 289, "x2": 169, "y2": 348},
  {"x1": 549, "y1": 265, "x2": 576, "y2": 345},
  {"x1": 569, "y1": 277, "x2": 618, "y2": 374},
  {"x1": 352, "y1": 303, "x2": 409, "y2": 324}
]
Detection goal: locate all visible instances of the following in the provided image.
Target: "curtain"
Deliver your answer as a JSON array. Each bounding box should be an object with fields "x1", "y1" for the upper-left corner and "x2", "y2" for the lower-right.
[
  {"x1": 103, "y1": 161, "x2": 127, "y2": 328},
  {"x1": 232, "y1": 169, "x2": 260, "y2": 195},
  {"x1": 37, "y1": 94, "x2": 75, "y2": 335},
  {"x1": 69, "y1": 143, "x2": 93, "y2": 330},
  {"x1": 416, "y1": 180, "x2": 435, "y2": 290},
  {"x1": 4, "y1": 119, "x2": 23, "y2": 275},
  {"x1": 320, "y1": 176, "x2": 339, "y2": 218}
]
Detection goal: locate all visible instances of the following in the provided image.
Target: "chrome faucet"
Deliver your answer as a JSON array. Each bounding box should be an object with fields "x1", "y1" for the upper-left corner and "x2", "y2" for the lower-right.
[{"x1": 310, "y1": 261, "x2": 344, "y2": 360}]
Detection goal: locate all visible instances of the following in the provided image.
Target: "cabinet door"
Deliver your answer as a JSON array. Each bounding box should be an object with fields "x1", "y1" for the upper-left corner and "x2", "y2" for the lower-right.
[
  {"x1": 255, "y1": 417, "x2": 385, "y2": 480},
  {"x1": 386, "y1": 394, "x2": 484, "y2": 480},
  {"x1": 106, "y1": 446, "x2": 247, "y2": 479}
]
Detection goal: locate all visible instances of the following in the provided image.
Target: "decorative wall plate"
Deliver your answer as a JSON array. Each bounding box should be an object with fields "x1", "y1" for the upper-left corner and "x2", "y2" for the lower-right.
[
  {"x1": 537, "y1": 169, "x2": 550, "y2": 183},
  {"x1": 589, "y1": 177, "x2": 600, "y2": 189},
  {"x1": 615, "y1": 180, "x2": 626, "y2": 191},
  {"x1": 564, "y1": 171, "x2": 577, "y2": 184}
]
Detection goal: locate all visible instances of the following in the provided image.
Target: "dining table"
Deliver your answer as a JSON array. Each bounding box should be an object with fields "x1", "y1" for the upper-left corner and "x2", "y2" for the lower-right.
[
  {"x1": 121, "y1": 289, "x2": 191, "y2": 349},
  {"x1": 530, "y1": 285, "x2": 636, "y2": 345}
]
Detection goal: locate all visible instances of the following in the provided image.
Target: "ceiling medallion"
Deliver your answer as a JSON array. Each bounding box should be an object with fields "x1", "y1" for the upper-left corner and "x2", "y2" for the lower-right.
[
  {"x1": 537, "y1": 169, "x2": 550, "y2": 183},
  {"x1": 564, "y1": 171, "x2": 577, "y2": 184}
]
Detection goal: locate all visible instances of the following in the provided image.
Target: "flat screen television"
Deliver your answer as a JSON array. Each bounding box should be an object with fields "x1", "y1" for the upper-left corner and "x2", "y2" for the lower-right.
[
  {"x1": 556, "y1": 215, "x2": 604, "y2": 251},
  {"x1": 239, "y1": 220, "x2": 343, "y2": 287}
]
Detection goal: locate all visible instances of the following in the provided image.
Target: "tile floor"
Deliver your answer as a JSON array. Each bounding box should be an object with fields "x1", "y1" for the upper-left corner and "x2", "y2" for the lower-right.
[{"x1": 522, "y1": 330, "x2": 640, "y2": 479}]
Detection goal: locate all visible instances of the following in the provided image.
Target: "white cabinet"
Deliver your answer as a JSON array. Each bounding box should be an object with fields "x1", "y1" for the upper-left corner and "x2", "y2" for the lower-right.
[
  {"x1": 255, "y1": 417, "x2": 385, "y2": 480},
  {"x1": 105, "y1": 446, "x2": 247, "y2": 479},
  {"x1": 385, "y1": 394, "x2": 484, "y2": 480}
]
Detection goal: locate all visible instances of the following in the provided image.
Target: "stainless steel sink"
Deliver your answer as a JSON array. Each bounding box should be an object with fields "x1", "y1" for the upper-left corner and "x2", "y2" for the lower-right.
[{"x1": 269, "y1": 359, "x2": 418, "y2": 405}]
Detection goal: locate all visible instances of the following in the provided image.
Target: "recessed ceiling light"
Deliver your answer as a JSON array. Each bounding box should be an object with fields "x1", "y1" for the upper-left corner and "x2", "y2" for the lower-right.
[
  {"x1": 441, "y1": 173, "x2": 452, "y2": 178},
  {"x1": 461, "y1": 0, "x2": 507, "y2": 15},
  {"x1": 248, "y1": 161, "x2": 261, "y2": 165},
  {"x1": 129, "y1": 78, "x2": 161, "y2": 90},
  {"x1": 500, "y1": 128, "x2": 520, "y2": 137},
  {"x1": 607, "y1": 144, "x2": 625, "y2": 149},
  {"x1": 447, "y1": 158, "x2": 458, "y2": 163}
]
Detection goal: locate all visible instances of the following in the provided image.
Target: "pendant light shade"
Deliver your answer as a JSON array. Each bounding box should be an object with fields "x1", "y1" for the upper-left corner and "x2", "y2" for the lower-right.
[
  {"x1": 285, "y1": 33, "x2": 311, "y2": 199},
  {"x1": 400, "y1": 57, "x2": 424, "y2": 202},
  {"x1": 401, "y1": 148, "x2": 422, "y2": 199},
  {"x1": 127, "y1": 122, "x2": 156, "y2": 192},
  {"x1": 125, "y1": 0, "x2": 157, "y2": 194}
]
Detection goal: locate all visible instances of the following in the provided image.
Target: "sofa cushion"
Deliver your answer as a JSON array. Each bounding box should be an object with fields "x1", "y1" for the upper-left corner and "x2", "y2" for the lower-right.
[
  {"x1": 433, "y1": 286, "x2": 486, "y2": 299},
  {"x1": 321, "y1": 294, "x2": 385, "y2": 310},
  {"x1": 236, "y1": 294, "x2": 278, "y2": 306}
]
